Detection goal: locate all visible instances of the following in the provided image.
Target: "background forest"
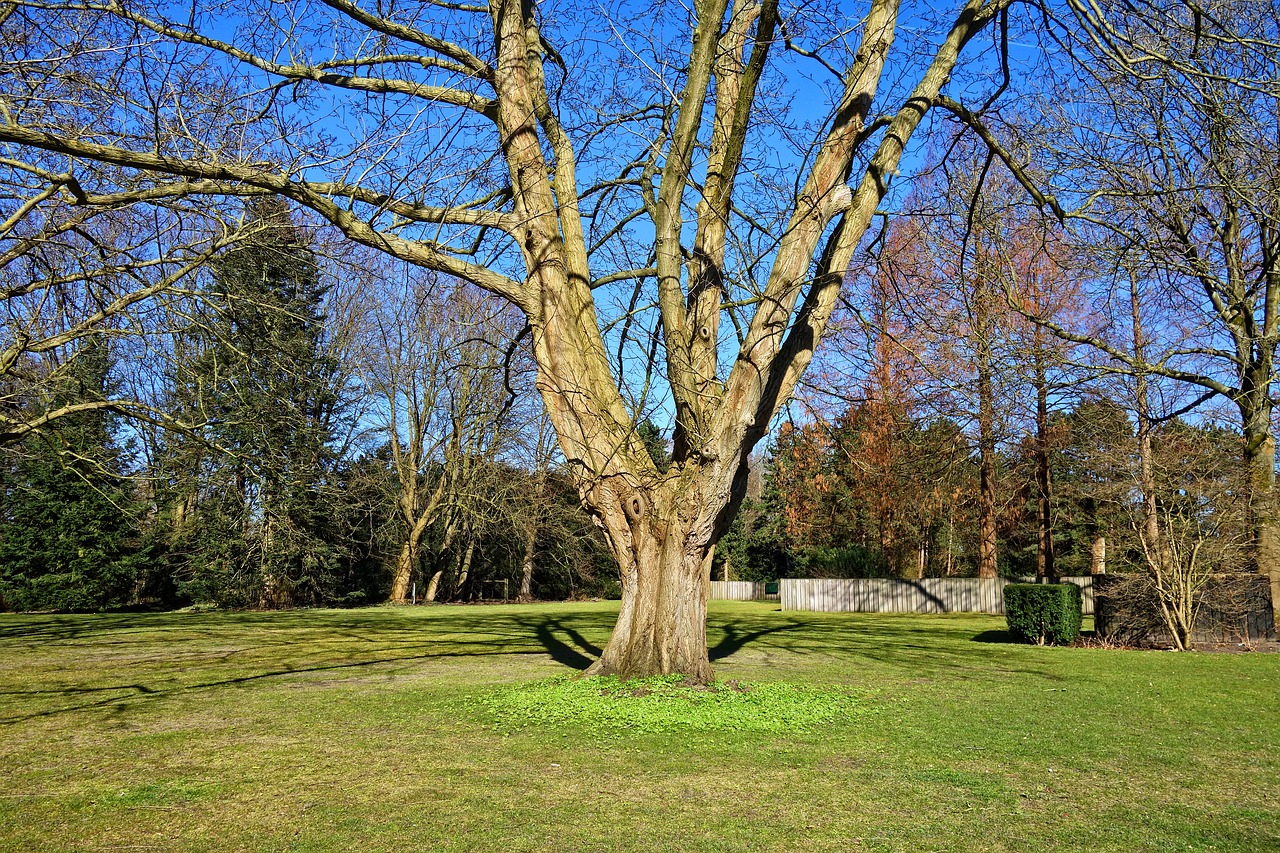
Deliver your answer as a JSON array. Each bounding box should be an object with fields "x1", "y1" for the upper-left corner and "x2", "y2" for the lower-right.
[{"x1": 0, "y1": 170, "x2": 1256, "y2": 612}]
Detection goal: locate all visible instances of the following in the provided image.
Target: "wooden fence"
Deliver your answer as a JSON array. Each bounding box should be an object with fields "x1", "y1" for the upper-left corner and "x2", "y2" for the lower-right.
[
  {"x1": 780, "y1": 576, "x2": 1096, "y2": 615},
  {"x1": 709, "y1": 580, "x2": 780, "y2": 601}
]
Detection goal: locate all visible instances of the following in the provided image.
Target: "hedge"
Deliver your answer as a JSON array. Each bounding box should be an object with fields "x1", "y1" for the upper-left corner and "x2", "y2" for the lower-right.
[{"x1": 1004, "y1": 583, "x2": 1083, "y2": 646}]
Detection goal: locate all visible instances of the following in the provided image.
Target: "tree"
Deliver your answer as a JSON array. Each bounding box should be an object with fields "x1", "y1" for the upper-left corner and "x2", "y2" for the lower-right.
[
  {"x1": 354, "y1": 269, "x2": 523, "y2": 604},
  {"x1": 160, "y1": 199, "x2": 346, "y2": 607},
  {"x1": 0, "y1": 339, "x2": 149, "y2": 611},
  {"x1": 1124, "y1": 420, "x2": 1250, "y2": 650},
  {"x1": 873, "y1": 163, "x2": 1023, "y2": 579},
  {"x1": 1048, "y1": 397, "x2": 1133, "y2": 576},
  {"x1": 0, "y1": 0, "x2": 1012, "y2": 679}
]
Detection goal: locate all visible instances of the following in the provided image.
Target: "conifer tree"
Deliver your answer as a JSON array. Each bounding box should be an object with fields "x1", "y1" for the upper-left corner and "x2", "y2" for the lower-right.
[
  {"x1": 162, "y1": 199, "x2": 343, "y2": 607},
  {"x1": 0, "y1": 341, "x2": 148, "y2": 611}
]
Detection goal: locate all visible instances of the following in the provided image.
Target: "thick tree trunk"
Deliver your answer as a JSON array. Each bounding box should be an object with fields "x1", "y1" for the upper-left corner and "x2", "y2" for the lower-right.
[
  {"x1": 390, "y1": 539, "x2": 417, "y2": 604},
  {"x1": 584, "y1": 477, "x2": 715, "y2": 683},
  {"x1": 389, "y1": 481, "x2": 439, "y2": 604}
]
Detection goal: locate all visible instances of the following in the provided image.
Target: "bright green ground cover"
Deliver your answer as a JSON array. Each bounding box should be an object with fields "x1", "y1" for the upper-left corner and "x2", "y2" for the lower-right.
[{"x1": 0, "y1": 601, "x2": 1276, "y2": 852}]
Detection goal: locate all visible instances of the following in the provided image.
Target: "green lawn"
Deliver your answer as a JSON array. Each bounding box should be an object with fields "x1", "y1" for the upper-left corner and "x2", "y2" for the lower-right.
[{"x1": 0, "y1": 601, "x2": 1276, "y2": 852}]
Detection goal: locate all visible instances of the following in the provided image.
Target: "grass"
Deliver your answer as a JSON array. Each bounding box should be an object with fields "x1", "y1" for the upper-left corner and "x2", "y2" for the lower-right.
[{"x1": 0, "y1": 601, "x2": 1276, "y2": 852}]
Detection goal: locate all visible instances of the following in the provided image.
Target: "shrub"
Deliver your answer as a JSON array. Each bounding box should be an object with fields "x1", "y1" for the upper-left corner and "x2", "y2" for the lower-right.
[
  {"x1": 1095, "y1": 572, "x2": 1276, "y2": 647},
  {"x1": 800, "y1": 544, "x2": 890, "y2": 579},
  {"x1": 1004, "y1": 583, "x2": 1082, "y2": 646}
]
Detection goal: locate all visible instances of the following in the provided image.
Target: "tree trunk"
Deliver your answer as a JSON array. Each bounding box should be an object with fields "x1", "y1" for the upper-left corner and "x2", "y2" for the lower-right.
[
  {"x1": 390, "y1": 539, "x2": 417, "y2": 604},
  {"x1": 455, "y1": 536, "x2": 476, "y2": 601},
  {"x1": 584, "y1": 477, "x2": 715, "y2": 683},
  {"x1": 518, "y1": 528, "x2": 536, "y2": 602},
  {"x1": 1131, "y1": 274, "x2": 1165, "y2": 583},
  {"x1": 1033, "y1": 332, "x2": 1055, "y2": 581},
  {"x1": 1240, "y1": 394, "x2": 1280, "y2": 623},
  {"x1": 1089, "y1": 533, "x2": 1107, "y2": 575},
  {"x1": 424, "y1": 569, "x2": 443, "y2": 602},
  {"x1": 976, "y1": 316, "x2": 998, "y2": 579}
]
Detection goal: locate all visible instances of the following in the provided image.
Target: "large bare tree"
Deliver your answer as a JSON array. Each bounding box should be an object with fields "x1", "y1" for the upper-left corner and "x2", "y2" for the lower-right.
[{"x1": 0, "y1": 0, "x2": 1009, "y2": 679}]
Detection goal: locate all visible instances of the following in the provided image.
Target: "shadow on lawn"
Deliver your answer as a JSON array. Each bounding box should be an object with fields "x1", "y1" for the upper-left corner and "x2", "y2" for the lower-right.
[
  {"x1": 971, "y1": 629, "x2": 1015, "y2": 644},
  {"x1": 526, "y1": 617, "x2": 804, "y2": 671}
]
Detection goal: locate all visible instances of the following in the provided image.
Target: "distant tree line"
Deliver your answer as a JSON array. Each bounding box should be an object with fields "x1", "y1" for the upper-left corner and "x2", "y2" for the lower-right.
[{"x1": 0, "y1": 202, "x2": 615, "y2": 612}]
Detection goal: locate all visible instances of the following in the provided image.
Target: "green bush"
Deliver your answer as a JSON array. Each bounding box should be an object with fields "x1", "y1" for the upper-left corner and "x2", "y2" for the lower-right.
[
  {"x1": 800, "y1": 544, "x2": 890, "y2": 579},
  {"x1": 1004, "y1": 583, "x2": 1083, "y2": 646}
]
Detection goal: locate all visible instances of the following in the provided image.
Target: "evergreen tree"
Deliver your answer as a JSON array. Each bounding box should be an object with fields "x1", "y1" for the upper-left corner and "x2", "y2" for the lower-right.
[
  {"x1": 160, "y1": 199, "x2": 344, "y2": 607},
  {"x1": 0, "y1": 341, "x2": 148, "y2": 611}
]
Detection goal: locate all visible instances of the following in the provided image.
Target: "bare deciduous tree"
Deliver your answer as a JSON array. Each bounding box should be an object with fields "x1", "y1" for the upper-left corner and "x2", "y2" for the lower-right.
[{"x1": 951, "y1": 0, "x2": 1280, "y2": 618}]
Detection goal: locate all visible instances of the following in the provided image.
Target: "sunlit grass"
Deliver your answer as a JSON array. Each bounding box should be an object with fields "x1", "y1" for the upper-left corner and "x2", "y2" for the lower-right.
[{"x1": 0, "y1": 601, "x2": 1276, "y2": 852}]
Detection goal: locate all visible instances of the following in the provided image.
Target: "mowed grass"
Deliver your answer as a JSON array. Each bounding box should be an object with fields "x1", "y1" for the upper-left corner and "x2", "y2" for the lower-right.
[{"x1": 0, "y1": 602, "x2": 1276, "y2": 852}]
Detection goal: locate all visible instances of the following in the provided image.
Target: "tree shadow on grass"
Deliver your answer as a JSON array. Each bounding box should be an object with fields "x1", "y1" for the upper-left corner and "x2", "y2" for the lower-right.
[
  {"x1": 971, "y1": 629, "x2": 1016, "y2": 644},
  {"x1": 0, "y1": 606, "x2": 1076, "y2": 724},
  {"x1": 531, "y1": 619, "x2": 603, "y2": 671},
  {"x1": 523, "y1": 618, "x2": 806, "y2": 671},
  {"x1": 709, "y1": 623, "x2": 801, "y2": 661}
]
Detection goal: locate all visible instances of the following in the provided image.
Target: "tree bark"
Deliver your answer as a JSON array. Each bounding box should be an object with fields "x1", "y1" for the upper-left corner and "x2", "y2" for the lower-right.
[
  {"x1": 389, "y1": 498, "x2": 437, "y2": 604},
  {"x1": 1131, "y1": 273, "x2": 1164, "y2": 582},
  {"x1": 1089, "y1": 532, "x2": 1106, "y2": 575},
  {"x1": 390, "y1": 539, "x2": 418, "y2": 604},
  {"x1": 584, "y1": 476, "x2": 715, "y2": 683},
  {"x1": 518, "y1": 528, "x2": 536, "y2": 602},
  {"x1": 1239, "y1": 391, "x2": 1280, "y2": 623},
  {"x1": 454, "y1": 535, "x2": 476, "y2": 601},
  {"x1": 424, "y1": 569, "x2": 443, "y2": 602},
  {"x1": 976, "y1": 284, "x2": 998, "y2": 579},
  {"x1": 1033, "y1": 328, "x2": 1055, "y2": 581}
]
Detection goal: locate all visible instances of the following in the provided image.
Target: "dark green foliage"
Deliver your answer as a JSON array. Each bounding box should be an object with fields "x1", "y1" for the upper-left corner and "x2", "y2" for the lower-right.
[
  {"x1": 1003, "y1": 583, "x2": 1082, "y2": 645},
  {"x1": 797, "y1": 544, "x2": 890, "y2": 579},
  {"x1": 716, "y1": 492, "x2": 791, "y2": 582},
  {"x1": 157, "y1": 199, "x2": 347, "y2": 608},
  {"x1": 0, "y1": 342, "x2": 148, "y2": 611},
  {"x1": 636, "y1": 419, "x2": 671, "y2": 474}
]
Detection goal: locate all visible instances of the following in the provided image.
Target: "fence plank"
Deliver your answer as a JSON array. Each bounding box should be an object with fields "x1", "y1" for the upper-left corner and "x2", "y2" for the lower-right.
[{"x1": 709, "y1": 581, "x2": 780, "y2": 602}]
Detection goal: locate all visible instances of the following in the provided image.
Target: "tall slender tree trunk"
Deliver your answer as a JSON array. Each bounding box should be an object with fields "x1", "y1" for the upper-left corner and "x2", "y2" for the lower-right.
[
  {"x1": 1238, "y1": 386, "x2": 1280, "y2": 623},
  {"x1": 424, "y1": 569, "x2": 443, "y2": 602},
  {"x1": 1033, "y1": 330, "x2": 1055, "y2": 581},
  {"x1": 1085, "y1": 497, "x2": 1106, "y2": 575},
  {"x1": 1131, "y1": 276, "x2": 1162, "y2": 573},
  {"x1": 1089, "y1": 531, "x2": 1107, "y2": 575},
  {"x1": 518, "y1": 529, "x2": 536, "y2": 602},
  {"x1": 976, "y1": 288, "x2": 998, "y2": 580},
  {"x1": 455, "y1": 535, "x2": 476, "y2": 601}
]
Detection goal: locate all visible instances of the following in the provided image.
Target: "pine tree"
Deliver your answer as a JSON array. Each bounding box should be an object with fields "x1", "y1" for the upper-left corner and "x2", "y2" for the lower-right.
[
  {"x1": 161, "y1": 199, "x2": 343, "y2": 607},
  {"x1": 0, "y1": 341, "x2": 148, "y2": 611}
]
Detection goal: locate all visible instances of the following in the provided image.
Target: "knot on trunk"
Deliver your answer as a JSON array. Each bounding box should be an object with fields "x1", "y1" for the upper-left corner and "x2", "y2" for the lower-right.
[{"x1": 622, "y1": 491, "x2": 646, "y2": 524}]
